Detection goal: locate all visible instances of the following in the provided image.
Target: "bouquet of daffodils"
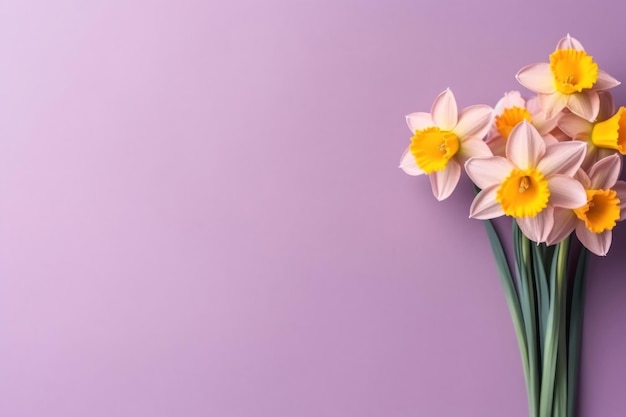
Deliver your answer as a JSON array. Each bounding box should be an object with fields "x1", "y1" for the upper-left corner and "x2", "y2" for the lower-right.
[{"x1": 400, "y1": 34, "x2": 625, "y2": 417}]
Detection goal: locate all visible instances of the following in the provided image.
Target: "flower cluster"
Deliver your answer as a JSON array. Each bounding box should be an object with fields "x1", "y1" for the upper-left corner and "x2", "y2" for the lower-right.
[{"x1": 400, "y1": 35, "x2": 626, "y2": 256}]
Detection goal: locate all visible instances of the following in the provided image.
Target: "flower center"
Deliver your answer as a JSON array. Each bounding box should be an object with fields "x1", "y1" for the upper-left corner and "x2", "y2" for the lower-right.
[
  {"x1": 496, "y1": 168, "x2": 550, "y2": 218},
  {"x1": 591, "y1": 106, "x2": 626, "y2": 154},
  {"x1": 409, "y1": 127, "x2": 460, "y2": 173},
  {"x1": 495, "y1": 107, "x2": 532, "y2": 140},
  {"x1": 573, "y1": 189, "x2": 621, "y2": 233},
  {"x1": 549, "y1": 49, "x2": 598, "y2": 94}
]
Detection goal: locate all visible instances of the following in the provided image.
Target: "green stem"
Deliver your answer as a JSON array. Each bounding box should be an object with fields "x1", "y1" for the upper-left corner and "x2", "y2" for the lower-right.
[
  {"x1": 567, "y1": 248, "x2": 588, "y2": 417},
  {"x1": 532, "y1": 243, "x2": 550, "y2": 365},
  {"x1": 515, "y1": 223, "x2": 539, "y2": 417},
  {"x1": 539, "y1": 238, "x2": 569, "y2": 417},
  {"x1": 481, "y1": 218, "x2": 531, "y2": 413},
  {"x1": 555, "y1": 238, "x2": 570, "y2": 417}
]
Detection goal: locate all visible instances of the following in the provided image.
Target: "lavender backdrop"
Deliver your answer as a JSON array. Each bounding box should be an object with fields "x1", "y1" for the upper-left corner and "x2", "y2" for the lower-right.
[{"x1": 1, "y1": 0, "x2": 625, "y2": 416}]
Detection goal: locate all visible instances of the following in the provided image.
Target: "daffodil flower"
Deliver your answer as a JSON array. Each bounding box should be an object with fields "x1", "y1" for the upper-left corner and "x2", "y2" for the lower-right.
[
  {"x1": 558, "y1": 91, "x2": 623, "y2": 168},
  {"x1": 547, "y1": 154, "x2": 626, "y2": 255},
  {"x1": 486, "y1": 91, "x2": 559, "y2": 156},
  {"x1": 465, "y1": 121, "x2": 587, "y2": 243},
  {"x1": 399, "y1": 89, "x2": 493, "y2": 200},
  {"x1": 516, "y1": 34, "x2": 620, "y2": 122}
]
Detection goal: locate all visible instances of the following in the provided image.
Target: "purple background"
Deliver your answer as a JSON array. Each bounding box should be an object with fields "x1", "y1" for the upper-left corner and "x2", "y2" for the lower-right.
[{"x1": 1, "y1": 0, "x2": 626, "y2": 416}]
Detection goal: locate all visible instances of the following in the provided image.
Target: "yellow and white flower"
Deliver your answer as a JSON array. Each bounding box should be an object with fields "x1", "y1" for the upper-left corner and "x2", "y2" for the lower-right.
[
  {"x1": 547, "y1": 154, "x2": 626, "y2": 255},
  {"x1": 486, "y1": 91, "x2": 559, "y2": 156},
  {"x1": 516, "y1": 34, "x2": 620, "y2": 122},
  {"x1": 399, "y1": 89, "x2": 493, "y2": 200},
  {"x1": 465, "y1": 121, "x2": 587, "y2": 243}
]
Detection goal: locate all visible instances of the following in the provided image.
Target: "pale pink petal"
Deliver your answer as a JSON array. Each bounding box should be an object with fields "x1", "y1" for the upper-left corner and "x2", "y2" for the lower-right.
[
  {"x1": 454, "y1": 105, "x2": 493, "y2": 139},
  {"x1": 527, "y1": 96, "x2": 560, "y2": 134},
  {"x1": 584, "y1": 147, "x2": 618, "y2": 171},
  {"x1": 550, "y1": 127, "x2": 577, "y2": 142},
  {"x1": 576, "y1": 224, "x2": 612, "y2": 256},
  {"x1": 429, "y1": 159, "x2": 461, "y2": 201},
  {"x1": 567, "y1": 91, "x2": 600, "y2": 122},
  {"x1": 485, "y1": 135, "x2": 506, "y2": 157},
  {"x1": 547, "y1": 174, "x2": 587, "y2": 208},
  {"x1": 526, "y1": 96, "x2": 543, "y2": 115},
  {"x1": 399, "y1": 147, "x2": 424, "y2": 176},
  {"x1": 464, "y1": 156, "x2": 513, "y2": 189},
  {"x1": 469, "y1": 185, "x2": 504, "y2": 220},
  {"x1": 516, "y1": 206, "x2": 554, "y2": 243},
  {"x1": 494, "y1": 91, "x2": 526, "y2": 115},
  {"x1": 456, "y1": 138, "x2": 493, "y2": 164},
  {"x1": 533, "y1": 115, "x2": 560, "y2": 136},
  {"x1": 612, "y1": 181, "x2": 626, "y2": 220},
  {"x1": 536, "y1": 141, "x2": 587, "y2": 176},
  {"x1": 597, "y1": 91, "x2": 615, "y2": 121},
  {"x1": 546, "y1": 208, "x2": 577, "y2": 246},
  {"x1": 593, "y1": 70, "x2": 621, "y2": 91},
  {"x1": 540, "y1": 93, "x2": 568, "y2": 120},
  {"x1": 557, "y1": 113, "x2": 592, "y2": 138},
  {"x1": 574, "y1": 168, "x2": 592, "y2": 189},
  {"x1": 431, "y1": 89, "x2": 458, "y2": 130},
  {"x1": 406, "y1": 112, "x2": 434, "y2": 133},
  {"x1": 542, "y1": 133, "x2": 559, "y2": 146},
  {"x1": 516, "y1": 63, "x2": 556, "y2": 94},
  {"x1": 506, "y1": 121, "x2": 546, "y2": 169},
  {"x1": 589, "y1": 154, "x2": 622, "y2": 189},
  {"x1": 556, "y1": 34, "x2": 585, "y2": 51}
]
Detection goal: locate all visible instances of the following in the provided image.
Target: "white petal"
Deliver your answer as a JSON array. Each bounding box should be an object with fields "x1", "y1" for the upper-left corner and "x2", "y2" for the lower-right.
[
  {"x1": 540, "y1": 93, "x2": 568, "y2": 120},
  {"x1": 546, "y1": 208, "x2": 577, "y2": 246},
  {"x1": 556, "y1": 34, "x2": 585, "y2": 51},
  {"x1": 429, "y1": 159, "x2": 461, "y2": 201},
  {"x1": 548, "y1": 175, "x2": 587, "y2": 208},
  {"x1": 576, "y1": 224, "x2": 612, "y2": 256},
  {"x1": 536, "y1": 141, "x2": 587, "y2": 176},
  {"x1": 567, "y1": 91, "x2": 600, "y2": 122},
  {"x1": 516, "y1": 207, "x2": 554, "y2": 244},
  {"x1": 506, "y1": 121, "x2": 546, "y2": 169},
  {"x1": 584, "y1": 147, "x2": 618, "y2": 171},
  {"x1": 516, "y1": 63, "x2": 556, "y2": 94},
  {"x1": 456, "y1": 138, "x2": 493, "y2": 164},
  {"x1": 557, "y1": 113, "x2": 592, "y2": 138},
  {"x1": 542, "y1": 133, "x2": 559, "y2": 146},
  {"x1": 526, "y1": 96, "x2": 543, "y2": 115},
  {"x1": 593, "y1": 70, "x2": 621, "y2": 91},
  {"x1": 469, "y1": 185, "x2": 504, "y2": 219},
  {"x1": 406, "y1": 112, "x2": 434, "y2": 133},
  {"x1": 464, "y1": 156, "x2": 513, "y2": 189},
  {"x1": 613, "y1": 180, "x2": 626, "y2": 220},
  {"x1": 589, "y1": 154, "x2": 622, "y2": 189},
  {"x1": 485, "y1": 135, "x2": 506, "y2": 157},
  {"x1": 454, "y1": 105, "x2": 494, "y2": 139},
  {"x1": 597, "y1": 91, "x2": 616, "y2": 121},
  {"x1": 431, "y1": 89, "x2": 458, "y2": 130},
  {"x1": 574, "y1": 167, "x2": 592, "y2": 189},
  {"x1": 494, "y1": 91, "x2": 525, "y2": 114},
  {"x1": 399, "y1": 147, "x2": 424, "y2": 176},
  {"x1": 532, "y1": 114, "x2": 559, "y2": 136}
]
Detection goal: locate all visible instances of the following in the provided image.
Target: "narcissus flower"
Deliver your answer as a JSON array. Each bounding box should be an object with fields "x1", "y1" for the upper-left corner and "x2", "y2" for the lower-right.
[
  {"x1": 465, "y1": 121, "x2": 587, "y2": 243},
  {"x1": 557, "y1": 91, "x2": 620, "y2": 168},
  {"x1": 487, "y1": 91, "x2": 559, "y2": 156},
  {"x1": 547, "y1": 154, "x2": 626, "y2": 255},
  {"x1": 516, "y1": 34, "x2": 620, "y2": 122},
  {"x1": 399, "y1": 89, "x2": 493, "y2": 200}
]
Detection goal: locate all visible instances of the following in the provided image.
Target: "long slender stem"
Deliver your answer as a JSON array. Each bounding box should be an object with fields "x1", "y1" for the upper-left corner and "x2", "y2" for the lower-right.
[
  {"x1": 512, "y1": 222, "x2": 538, "y2": 417},
  {"x1": 555, "y1": 238, "x2": 570, "y2": 417},
  {"x1": 567, "y1": 248, "x2": 588, "y2": 417},
  {"x1": 539, "y1": 238, "x2": 568, "y2": 417},
  {"x1": 482, "y1": 218, "x2": 531, "y2": 402}
]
